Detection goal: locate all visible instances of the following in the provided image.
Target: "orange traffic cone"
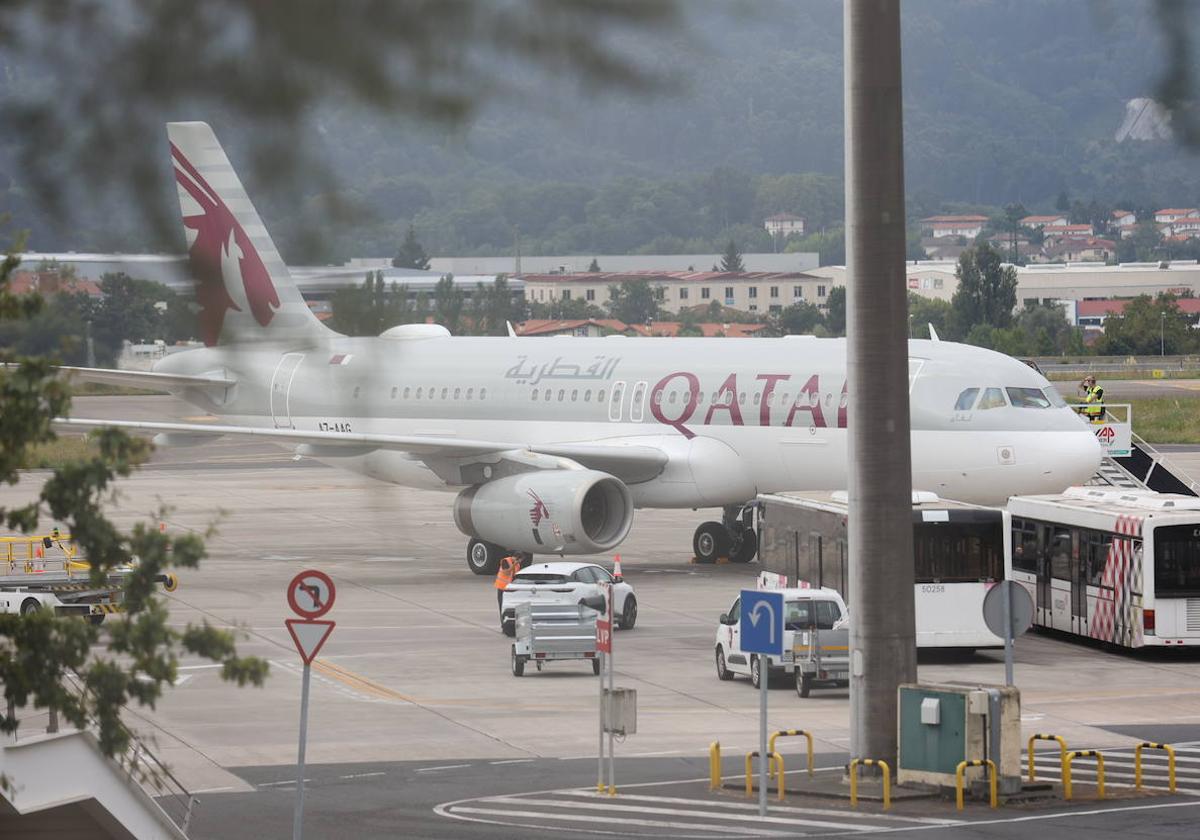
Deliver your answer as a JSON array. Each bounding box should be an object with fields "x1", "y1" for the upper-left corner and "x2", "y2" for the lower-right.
[
  {"x1": 159, "y1": 522, "x2": 167, "y2": 533},
  {"x1": 612, "y1": 555, "x2": 623, "y2": 582},
  {"x1": 35, "y1": 545, "x2": 44, "y2": 559}
]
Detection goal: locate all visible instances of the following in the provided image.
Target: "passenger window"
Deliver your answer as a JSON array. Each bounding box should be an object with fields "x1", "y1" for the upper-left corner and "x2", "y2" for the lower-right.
[
  {"x1": 416, "y1": 387, "x2": 423, "y2": 398},
  {"x1": 598, "y1": 389, "x2": 606, "y2": 403},
  {"x1": 403, "y1": 387, "x2": 411, "y2": 399},
  {"x1": 1006, "y1": 387, "x2": 1051, "y2": 408},
  {"x1": 572, "y1": 568, "x2": 598, "y2": 583},
  {"x1": 669, "y1": 391, "x2": 677, "y2": 404},
  {"x1": 531, "y1": 390, "x2": 538, "y2": 401},
  {"x1": 739, "y1": 392, "x2": 746, "y2": 404},
  {"x1": 728, "y1": 597, "x2": 741, "y2": 624},
  {"x1": 571, "y1": 389, "x2": 578, "y2": 402},
  {"x1": 954, "y1": 388, "x2": 979, "y2": 411},
  {"x1": 753, "y1": 392, "x2": 761, "y2": 406},
  {"x1": 466, "y1": 388, "x2": 473, "y2": 400},
  {"x1": 557, "y1": 389, "x2": 565, "y2": 402},
  {"x1": 976, "y1": 387, "x2": 1007, "y2": 410},
  {"x1": 584, "y1": 390, "x2": 592, "y2": 402},
  {"x1": 785, "y1": 600, "x2": 813, "y2": 629},
  {"x1": 815, "y1": 601, "x2": 841, "y2": 629},
  {"x1": 441, "y1": 387, "x2": 448, "y2": 399},
  {"x1": 545, "y1": 390, "x2": 552, "y2": 401},
  {"x1": 353, "y1": 386, "x2": 360, "y2": 399},
  {"x1": 391, "y1": 386, "x2": 398, "y2": 399},
  {"x1": 453, "y1": 387, "x2": 461, "y2": 400},
  {"x1": 591, "y1": 566, "x2": 614, "y2": 584},
  {"x1": 480, "y1": 388, "x2": 487, "y2": 400}
]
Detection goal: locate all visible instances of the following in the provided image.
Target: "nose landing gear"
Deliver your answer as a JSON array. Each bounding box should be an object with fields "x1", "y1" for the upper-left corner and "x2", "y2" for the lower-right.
[{"x1": 692, "y1": 504, "x2": 757, "y2": 564}]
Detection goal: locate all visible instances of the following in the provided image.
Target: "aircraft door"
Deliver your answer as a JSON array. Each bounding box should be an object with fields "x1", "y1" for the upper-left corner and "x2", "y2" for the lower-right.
[
  {"x1": 270, "y1": 353, "x2": 305, "y2": 429},
  {"x1": 629, "y1": 380, "x2": 647, "y2": 423},
  {"x1": 608, "y1": 381, "x2": 626, "y2": 422}
]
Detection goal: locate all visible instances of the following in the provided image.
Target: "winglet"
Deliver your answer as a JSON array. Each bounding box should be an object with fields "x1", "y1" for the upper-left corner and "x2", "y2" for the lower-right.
[
  {"x1": 506, "y1": 321, "x2": 518, "y2": 337},
  {"x1": 928, "y1": 323, "x2": 941, "y2": 342}
]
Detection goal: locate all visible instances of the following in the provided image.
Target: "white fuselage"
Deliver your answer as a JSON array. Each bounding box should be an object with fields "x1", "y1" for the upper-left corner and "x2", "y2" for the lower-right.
[{"x1": 156, "y1": 333, "x2": 1103, "y2": 508}]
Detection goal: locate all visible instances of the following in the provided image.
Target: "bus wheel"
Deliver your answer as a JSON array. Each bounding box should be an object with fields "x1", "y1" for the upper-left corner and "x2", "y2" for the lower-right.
[{"x1": 20, "y1": 599, "x2": 40, "y2": 616}]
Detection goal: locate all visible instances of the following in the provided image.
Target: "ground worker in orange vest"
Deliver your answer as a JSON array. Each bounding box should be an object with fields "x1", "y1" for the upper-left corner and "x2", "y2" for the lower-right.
[{"x1": 495, "y1": 554, "x2": 520, "y2": 612}]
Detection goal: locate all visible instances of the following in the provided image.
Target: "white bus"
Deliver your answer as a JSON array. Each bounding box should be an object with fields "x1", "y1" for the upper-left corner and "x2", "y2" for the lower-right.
[
  {"x1": 757, "y1": 491, "x2": 1010, "y2": 649},
  {"x1": 1008, "y1": 486, "x2": 1200, "y2": 648}
]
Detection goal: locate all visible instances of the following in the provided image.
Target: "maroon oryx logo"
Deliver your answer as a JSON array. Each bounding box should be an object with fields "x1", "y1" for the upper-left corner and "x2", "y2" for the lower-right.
[
  {"x1": 171, "y1": 142, "x2": 281, "y2": 345},
  {"x1": 528, "y1": 490, "x2": 550, "y2": 527}
]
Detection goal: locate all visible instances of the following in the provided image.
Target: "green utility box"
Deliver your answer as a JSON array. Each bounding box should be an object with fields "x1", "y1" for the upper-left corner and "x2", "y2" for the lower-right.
[{"x1": 897, "y1": 683, "x2": 1021, "y2": 794}]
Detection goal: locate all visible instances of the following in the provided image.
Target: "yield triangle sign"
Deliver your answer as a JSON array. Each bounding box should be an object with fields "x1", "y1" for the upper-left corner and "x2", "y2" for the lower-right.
[{"x1": 286, "y1": 619, "x2": 335, "y2": 664}]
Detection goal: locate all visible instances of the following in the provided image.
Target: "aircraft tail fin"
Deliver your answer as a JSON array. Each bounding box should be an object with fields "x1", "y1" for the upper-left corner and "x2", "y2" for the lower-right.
[{"x1": 167, "y1": 122, "x2": 330, "y2": 347}]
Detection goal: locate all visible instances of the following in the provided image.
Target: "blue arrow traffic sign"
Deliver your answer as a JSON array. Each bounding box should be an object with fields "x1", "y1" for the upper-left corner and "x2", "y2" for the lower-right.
[{"x1": 740, "y1": 589, "x2": 785, "y2": 657}]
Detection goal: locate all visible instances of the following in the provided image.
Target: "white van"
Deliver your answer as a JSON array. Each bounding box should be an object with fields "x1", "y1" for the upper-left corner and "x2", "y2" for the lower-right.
[{"x1": 713, "y1": 587, "x2": 848, "y2": 688}]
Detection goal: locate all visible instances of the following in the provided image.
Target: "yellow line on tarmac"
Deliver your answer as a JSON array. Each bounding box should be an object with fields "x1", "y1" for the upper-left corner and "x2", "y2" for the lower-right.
[{"x1": 312, "y1": 658, "x2": 415, "y2": 703}]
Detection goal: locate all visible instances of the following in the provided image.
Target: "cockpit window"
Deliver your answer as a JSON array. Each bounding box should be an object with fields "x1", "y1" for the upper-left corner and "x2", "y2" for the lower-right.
[
  {"x1": 976, "y1": 387, "x2": 1007, "y2": 410},
  {"x1": 954, "y1": 388, "x2": 980, "y2": 411},
  {"x1": 1006, "y1": 387, "x2": 1052, "y2": 408},
  {"x1": 1043, "y1": 387, "x2": 1067, "y2": 408}
]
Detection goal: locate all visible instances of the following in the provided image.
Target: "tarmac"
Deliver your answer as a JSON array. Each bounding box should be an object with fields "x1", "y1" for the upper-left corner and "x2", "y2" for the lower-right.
[{"x1": 4, "y1": 393, "x2": 1200, "y2": 838}]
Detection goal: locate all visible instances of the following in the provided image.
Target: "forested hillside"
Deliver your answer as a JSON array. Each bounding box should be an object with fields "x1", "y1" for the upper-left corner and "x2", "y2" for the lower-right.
[{"x1": 3, "y1": 0, "x2": 1198, "y2": 262}]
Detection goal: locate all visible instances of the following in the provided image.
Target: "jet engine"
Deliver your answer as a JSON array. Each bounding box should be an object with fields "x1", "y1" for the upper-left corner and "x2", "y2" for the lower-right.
[{"x1": 453, "y1": 469, "x2": 633, "y2": 555}]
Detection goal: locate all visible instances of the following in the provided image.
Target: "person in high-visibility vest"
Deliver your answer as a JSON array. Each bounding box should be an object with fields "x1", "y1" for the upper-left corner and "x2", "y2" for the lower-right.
[
  {"x1": 494, "y1": 554, "x2": 520, "y2": 611},
  {"x1": 1079, "y1": 374, "x2": 1105, "y2": 422}
]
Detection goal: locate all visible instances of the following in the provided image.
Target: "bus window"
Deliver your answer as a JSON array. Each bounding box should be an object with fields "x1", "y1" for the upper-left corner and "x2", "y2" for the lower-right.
[
  {"x1": 1080, "y1": 529, "x2": 1113, "y2": 587},
  {"x1": 1011, "y1": 517, "x2": 1038, "y2": 573},
  {"x1": 976, "y1": 387, "x2": 1007, "y2": 410},
  {"x1": 1154, "y1": 524, "x2": 1200, "y2": 597},
  {"x1": 1046, "y1": 526, "x2": 1072, "y2": 580},
  {"x1": 914, "y1": 522, "x2": 1003, "y2": 582}
]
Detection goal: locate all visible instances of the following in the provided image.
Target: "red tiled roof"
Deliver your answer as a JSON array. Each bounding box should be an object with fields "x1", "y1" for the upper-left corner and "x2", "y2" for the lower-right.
[
  {"x1": 516, "y1": 318, "x2": 628, "y2": 336},
  {"x1": 1156, "y1": 208, "x2": 1199, "y2": 216},
  {"x1": 921, "y1": 215, "x2": 989, "y2": 223},
  {"x1": 8, "y1": 270, "x2": 102, "y2": 297},
  {"x1": 1042, "y1": 224, "x2": 1094, "y2": 233}
]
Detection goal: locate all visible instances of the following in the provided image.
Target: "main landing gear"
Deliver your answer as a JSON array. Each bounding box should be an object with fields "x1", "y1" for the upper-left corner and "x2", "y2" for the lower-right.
[
  {"x1": 466, "y1": 539, "x2": 532, "y2": 575},
  {"x1": 692, "y1": 504, "x2": 757, "y2": 564}
]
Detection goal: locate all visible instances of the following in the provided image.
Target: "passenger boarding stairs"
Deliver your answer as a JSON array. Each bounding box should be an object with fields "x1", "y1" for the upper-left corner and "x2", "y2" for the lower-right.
[{"x1": 1084, "y1": 404, "x2": 1200, "y2": 496}]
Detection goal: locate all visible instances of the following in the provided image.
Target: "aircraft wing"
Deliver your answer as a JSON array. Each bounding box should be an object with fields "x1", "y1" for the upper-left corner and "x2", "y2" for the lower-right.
[
  {"x1": 54, "y1": 418, "x2": 668, "y2": 483},
  {"x1": 31, "y1": 365, "x2": 235, "y2": 393}
]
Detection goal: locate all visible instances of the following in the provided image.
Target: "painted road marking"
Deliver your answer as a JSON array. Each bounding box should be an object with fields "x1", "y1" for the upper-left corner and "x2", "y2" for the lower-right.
[
  {"x1": 417, "y1": 764, "x2": 472, "y2": 773},
  {"x1": 339, "y1": 772, "x2": 387, "y2": 780},
  {"x1": 446, "y1": 806, "x2": 798, "y2": 837}
]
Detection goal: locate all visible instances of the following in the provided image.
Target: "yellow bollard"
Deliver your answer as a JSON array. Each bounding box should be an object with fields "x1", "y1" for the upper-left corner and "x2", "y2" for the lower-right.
[
  {"x1": 848, "y1": 758, "x2": 891, "y2": 811},
  {"x1": 955, "y1": 759, "x2": 998, "y2": 810},
  {"x1": 1064, "y1": 750, "x2": 1105, "y2": 801},
  {"x1": 769, "y1": 729, "x2": 815, "y2": 778},
  {"x1": 1027, "y1": 733, "x2": 1069, "y2": 782},
  {"x1": 744, "y1": 751, "x2": 784, "y2": 799},
  {"x1": 1135, "y1": 742, "x2": 1176, "y2": 793},
  {"x1": 709, "y1": 741, "x2": 721, "y2": 791}
]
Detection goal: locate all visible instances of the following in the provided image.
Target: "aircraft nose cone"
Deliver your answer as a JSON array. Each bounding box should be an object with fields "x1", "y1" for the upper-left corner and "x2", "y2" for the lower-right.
[{"x1": 1055, "y1": 424, "x2": 1104, "y2": 487}]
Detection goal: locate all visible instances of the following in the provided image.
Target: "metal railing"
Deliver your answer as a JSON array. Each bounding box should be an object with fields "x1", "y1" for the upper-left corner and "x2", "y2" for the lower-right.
[{"x1": 5, "y1": 673, "x2": 198, "y2": 834}]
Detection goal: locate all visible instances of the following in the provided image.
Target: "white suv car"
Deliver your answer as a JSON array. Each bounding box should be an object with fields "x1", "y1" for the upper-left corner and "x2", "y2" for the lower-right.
[{"x1": 500, "y1": 561, "x2": 636, "y2": 637}]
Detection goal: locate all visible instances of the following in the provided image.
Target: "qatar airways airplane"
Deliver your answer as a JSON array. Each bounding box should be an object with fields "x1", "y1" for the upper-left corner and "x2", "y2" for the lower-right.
[{"x1": 58, "y1": 122, "x2": 1102, "y2": 574}]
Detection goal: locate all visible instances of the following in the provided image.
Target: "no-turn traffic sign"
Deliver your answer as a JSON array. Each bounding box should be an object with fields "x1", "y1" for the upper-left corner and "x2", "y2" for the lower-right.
[{"x1": 287, "y1": 570, "x2": 336, "y2": 619}]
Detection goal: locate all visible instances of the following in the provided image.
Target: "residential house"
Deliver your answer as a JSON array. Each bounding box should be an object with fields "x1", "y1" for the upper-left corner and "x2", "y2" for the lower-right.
[
  {"x1": 919, "y1": 215, "x2": 988, "y2": 239},
  {"x1": 1041, "y1": 237, "x2": 1116, "y2": 263},
  {"x1": 1154, "y1": 208, "x2": 1200, "y2": 225},
  {"x1": 1020, "y1": 214, "x2": 1069, "y2": 229},
  {"x1": 1111, "y1": 210, "x2": 1137, "y2": 228},
  {"x1": 1040, "y1": 224, "x2": 1095, "y2": 244}
]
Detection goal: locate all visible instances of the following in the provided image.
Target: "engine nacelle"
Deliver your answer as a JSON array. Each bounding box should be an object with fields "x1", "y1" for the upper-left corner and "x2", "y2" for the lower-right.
[{"x1": 453, "y1": 470, "x2": 633, "y2": 555}]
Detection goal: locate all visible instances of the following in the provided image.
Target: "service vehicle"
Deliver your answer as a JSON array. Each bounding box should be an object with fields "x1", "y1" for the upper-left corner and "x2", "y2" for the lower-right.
[
  {"x1": 511, "y1": 601, "x2": 602, "y2": 677},
  {"x1": 0, "y1": 533, "x2": 178, "y2": 622},
  {"x1": 714, "y1": 587, "x2": 848, "y2": 688},
  {"x1": 757, "y1": 490, "x2": 1010, "y2": 650},
  {"x1": 793, "y1": 617, "x2": 850, "y2": 698},
  {"x1": 500, "y1": 561, "x2": 635, "y2": 637},
  {"x1": 1009, "y1": 486, "x2": 1200, "y2": 647}
]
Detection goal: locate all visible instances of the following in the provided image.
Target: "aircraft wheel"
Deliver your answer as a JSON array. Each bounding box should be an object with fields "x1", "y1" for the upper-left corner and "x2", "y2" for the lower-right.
[
  {"x1": 467, "y1": 539, "x2": 503, "y2": 575},
  {"x1": 20, "y1": 598, "x2": 40, "y2": 616},
  {"x1": 730, "y1": 529, "x2": 757, "y2": 563},
  {"x1": 693, "y1": 522, "x2": 729, "y2": 563}
]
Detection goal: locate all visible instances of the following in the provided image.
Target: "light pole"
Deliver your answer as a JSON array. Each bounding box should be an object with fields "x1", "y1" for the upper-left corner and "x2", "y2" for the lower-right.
[{"x1": 1161, "y1": 311, "x2": 1166, "y2": 357}]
